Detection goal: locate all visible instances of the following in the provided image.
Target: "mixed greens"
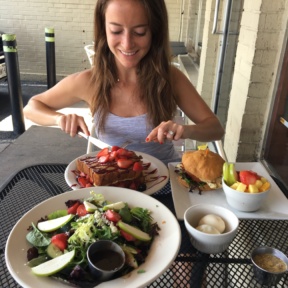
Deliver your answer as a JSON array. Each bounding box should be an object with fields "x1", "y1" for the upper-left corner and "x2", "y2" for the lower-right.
[{"x1": 26, "y1": 191, "x2": 160, "y2": 286}]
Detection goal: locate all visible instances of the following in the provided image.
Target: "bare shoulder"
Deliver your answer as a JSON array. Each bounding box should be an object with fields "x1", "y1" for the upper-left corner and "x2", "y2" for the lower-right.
[
  {"x1": 170, "y1": 65, "x2": 195, "y2": 88},
  {"x1": 170, "y1": 65, "x2": 198, "y2": 98},
  {"x1": 60, "y1": 69, "x2": 93, "y2": 100},
  {"x1": 65, "y1": 69, "x2": 92, "y2": 87}
]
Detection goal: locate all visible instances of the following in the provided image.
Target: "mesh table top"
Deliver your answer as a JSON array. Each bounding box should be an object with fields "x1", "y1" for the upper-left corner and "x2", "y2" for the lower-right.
[{"x1": 0, "y1": 164, "x2": 287, "y2": 288}]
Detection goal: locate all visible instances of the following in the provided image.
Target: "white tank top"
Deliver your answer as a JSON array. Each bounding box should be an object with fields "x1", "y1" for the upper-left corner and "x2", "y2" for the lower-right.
[{"x1": 93, "y1": 112, "x2": 180, "y2": 165}]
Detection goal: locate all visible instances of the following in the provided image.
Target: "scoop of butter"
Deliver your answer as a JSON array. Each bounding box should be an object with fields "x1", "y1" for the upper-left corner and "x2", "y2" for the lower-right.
[
  {"x1": 198, "y1": 214, "x2": 225, "y2": 233},
  {"x1": 196, "y1": 224, "x2": 221, "y2": 234}
]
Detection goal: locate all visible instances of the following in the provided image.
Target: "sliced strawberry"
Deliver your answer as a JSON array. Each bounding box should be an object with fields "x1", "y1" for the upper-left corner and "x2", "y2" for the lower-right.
[
  {"x1": 97, "y1": 147, "x2": 109, "y2": 157},
  {"x1": 117, "y1": 158, "x2": 133, "y2": 168},
  {"x1": 133, "y1": 162, "x2": 143, "y2": 171},
  {"x1": 120, "y1": 229, "x2": 136, "y2": 241},
  {"x1": 129, "y1": 182, "x2": 137, "y2": 190},
  {"x1": 98, "y1": 155, "x2": 110, "y2": 163},
  {"x1": 111, "y1": 146, "x2": 120, "y2": 152},
  {"x1": 51, "y1": 233, "x2": 68, "y2": 251},
  {"x1": 109, "y1": 151, "x2": 117, "y2": 161},
  {"x1": 116, "y1": 148, "x2": 130, "y2": 157},
  {"x1": 105, "y1": 210, "x2": 121, "y2": 222},
  {"x1": 76, "y1": 204, "x2": 88, "y2": 216},
  {"x1": 125, "y1": 151, "x2": 135, "y2": 158},
  {"x1": 239, "y1": 170, "x2": 259, "y2": 185},
  {"x1": 78, "y1": 177, "x2": 90, "y2": 188},
  {"x1": 67, "y1": 202, "x2": 80, "y2": 214}
]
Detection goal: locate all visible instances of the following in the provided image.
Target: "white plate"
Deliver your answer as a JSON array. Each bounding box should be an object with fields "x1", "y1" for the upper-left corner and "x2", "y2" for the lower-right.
[
  {"x1": 5, "y1": 187, "x2": 181, "y2": 288},
  {"x1": 169, "y1": 162, "x2": 288, "y2": 220},
  {"x1": 65, "y1": 152, "x2": 169, "y2": 195}
]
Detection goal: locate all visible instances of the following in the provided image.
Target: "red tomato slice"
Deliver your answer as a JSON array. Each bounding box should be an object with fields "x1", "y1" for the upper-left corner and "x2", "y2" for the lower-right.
[
  {"x1": 105, "y1": 210, "x2": 121, "y2": 222},
  {"x1": 97, "y1": 147, "x2": 109, "y2": 157},
  {"x1": 120, "y1": 229, "x2": 136, "y2": 241},
  {"x1": 76, "y1": 204, "x2": 88, "y2": 217},
  {"x1": 67, "y1": 202, "x2": 80, "y2": 214},
  {"x1": 51, "y1": 233, "x2": 68, "y2": 251}
]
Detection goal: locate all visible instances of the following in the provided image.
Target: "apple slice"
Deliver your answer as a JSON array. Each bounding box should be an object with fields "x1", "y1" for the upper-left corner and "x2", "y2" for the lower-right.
[
  {"x1": 223, "y1": 162, "x2": 229, "y2": 184},
  {"x1": 103, "y1": 201, "x2": 125, "y2": 211},
  {"x1": 228, "y1": 163, "x2": 238, "y2": 185},
  {"x1": 118, "y1": 221, "x2": 151, "y2": 241},
  {"x1": 37, "y1": 214, "x2": 74, "y2": 232},
  {"x1": 223, "y1": 162, "x2": 238, "y2": 186},
  {"x1": 83, "y1": 200, "x2": 97, "y2": 212},
  {"x1": 31, "y1": 250, "x2": 75, "y2": 276}
]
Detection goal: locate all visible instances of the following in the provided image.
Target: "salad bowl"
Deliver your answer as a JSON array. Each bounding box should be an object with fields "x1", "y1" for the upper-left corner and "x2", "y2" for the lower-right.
[{"x1": 5, "y1": 187, "x2": 181, "y2": 288}]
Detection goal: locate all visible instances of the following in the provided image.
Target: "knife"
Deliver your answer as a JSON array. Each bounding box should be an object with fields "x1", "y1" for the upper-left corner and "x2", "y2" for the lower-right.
[{"x1": 78, "y1": 131, "x2": 111, "y2": 149}]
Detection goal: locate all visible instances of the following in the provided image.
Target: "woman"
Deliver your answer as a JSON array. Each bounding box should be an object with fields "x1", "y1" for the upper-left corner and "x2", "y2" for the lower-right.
[{"x1": 24, "y1": 0, "x2": 224, "y2": 165}]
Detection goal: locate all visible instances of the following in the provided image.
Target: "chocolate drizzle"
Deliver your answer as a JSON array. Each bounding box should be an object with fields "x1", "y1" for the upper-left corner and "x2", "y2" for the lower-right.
[{"x1": 73, "y1": 153, "x2": 166, "y2": 191}]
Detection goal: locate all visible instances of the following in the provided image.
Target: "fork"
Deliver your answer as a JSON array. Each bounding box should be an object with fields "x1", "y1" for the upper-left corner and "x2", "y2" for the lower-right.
[
  {"x1": 120, "y1": 140, "x2": 133, "y2": 149},
  {"x1": 120, "y1": 140, "x2": 147, "y2": 149}
]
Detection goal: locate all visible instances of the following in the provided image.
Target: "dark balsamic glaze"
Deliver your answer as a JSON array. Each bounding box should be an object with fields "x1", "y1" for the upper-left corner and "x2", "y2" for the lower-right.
[{"x1": 89, "y1": 250, "x2": 123, "y2": 271}]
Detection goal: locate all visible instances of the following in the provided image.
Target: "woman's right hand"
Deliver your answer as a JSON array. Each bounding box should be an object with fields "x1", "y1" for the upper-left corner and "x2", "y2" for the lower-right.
[{"x1": 56, "y1": 114, "x2": 90, "y2": 137}]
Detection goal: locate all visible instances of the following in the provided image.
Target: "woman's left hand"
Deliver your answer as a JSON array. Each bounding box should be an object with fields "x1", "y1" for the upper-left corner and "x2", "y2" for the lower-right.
[{"x1": 146, "y1": 120, "x2": 184, "y2": 144}]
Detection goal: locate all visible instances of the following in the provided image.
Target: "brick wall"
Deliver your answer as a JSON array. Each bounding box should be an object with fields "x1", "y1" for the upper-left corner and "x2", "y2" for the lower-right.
[
  {"x1": 224, "y1": 0, "x2": 288, "y2": 161},
  {"x1": 0, "y1": 0, "x2": 182, "y2": 80},
  {"x1": 0, "y1": 0, "x2": 95, "y2": 80},
  {"x1": 196, "y1": 0, "x2": 219, "y2": 106},
  {"x1": 166, "y1": 0, "x2": 182, "y2": 41}
]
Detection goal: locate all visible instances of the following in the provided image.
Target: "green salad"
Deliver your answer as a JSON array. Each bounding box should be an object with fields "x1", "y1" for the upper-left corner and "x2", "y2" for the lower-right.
[{"x1": 26, "y1": 191, "x2": 160, "y2": 287}]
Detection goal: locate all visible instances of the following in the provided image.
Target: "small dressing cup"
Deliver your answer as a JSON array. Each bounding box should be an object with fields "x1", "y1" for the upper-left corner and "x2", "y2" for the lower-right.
[
  {"x1": 87, "y1": 240, "x2": 125, "y2": 281},
  {"x1": 251, "y1": 246, "x2": 288, "y2": 286}
]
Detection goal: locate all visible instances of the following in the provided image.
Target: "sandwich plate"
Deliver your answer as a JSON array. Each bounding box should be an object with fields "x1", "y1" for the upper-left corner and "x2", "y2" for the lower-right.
[
  {"x1": 65, "y1": 152, "x2": 169, "y2": 195},
  {"x1": 168, "y1": 162, "x2": 288, "y2": 220},
  {"x1": 5, "y1": 187, "x2": 181, "y2": 288}
]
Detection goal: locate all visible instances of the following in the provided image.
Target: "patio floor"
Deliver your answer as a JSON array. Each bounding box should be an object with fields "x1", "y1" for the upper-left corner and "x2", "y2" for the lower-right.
[{"x1": 0, "y1": 81, "x2": 90, "y2": 190}]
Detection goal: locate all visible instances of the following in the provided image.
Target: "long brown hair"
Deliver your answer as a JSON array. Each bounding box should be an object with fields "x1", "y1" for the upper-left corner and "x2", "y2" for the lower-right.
[{"x1": 90, "y1": 0, "x2": 177, "y2": 132}]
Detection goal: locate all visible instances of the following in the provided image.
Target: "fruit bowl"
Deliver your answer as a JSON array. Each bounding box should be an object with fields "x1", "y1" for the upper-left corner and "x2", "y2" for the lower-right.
[{"x1": 222, "y1": 179, "x2": 270, "y2": 212}]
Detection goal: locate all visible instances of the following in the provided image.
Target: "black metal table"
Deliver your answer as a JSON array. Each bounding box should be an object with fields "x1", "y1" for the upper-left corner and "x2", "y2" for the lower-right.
[{"x1": 0, "y1": 164, "x2": 287, "y2": 288}]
